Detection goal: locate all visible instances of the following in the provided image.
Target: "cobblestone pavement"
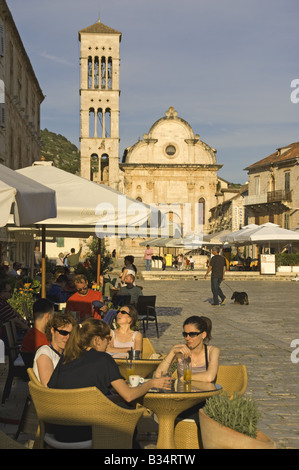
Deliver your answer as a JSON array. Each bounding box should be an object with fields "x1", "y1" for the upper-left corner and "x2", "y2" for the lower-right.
[
  {"x1": 138, "y1": 278, "x2": 299, "y2": 449},
  {"x1": 1, "y1": 277, "x2": 298, "y2": 449}
]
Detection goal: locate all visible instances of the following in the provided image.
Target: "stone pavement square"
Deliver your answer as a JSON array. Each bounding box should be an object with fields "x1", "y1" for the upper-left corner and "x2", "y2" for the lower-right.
[
  {"x1": 1, "y1": 277, "x2": 298, "y2": 449},
  {"x1": 138, "y1": 278, "x2": 299, "y2": 449}
]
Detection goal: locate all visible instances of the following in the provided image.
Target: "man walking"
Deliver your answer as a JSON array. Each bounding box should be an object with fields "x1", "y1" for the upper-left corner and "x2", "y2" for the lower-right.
[
  {"x1": 204, "y1": 246, "x2": 226, "y2": 306},
  {"x1": 144, "y1": 245, "x2": 153, "y2": 271}
]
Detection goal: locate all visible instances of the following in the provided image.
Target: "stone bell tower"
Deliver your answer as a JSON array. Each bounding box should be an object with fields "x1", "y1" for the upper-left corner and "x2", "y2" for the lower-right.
[{"x1": 79, "y1": 20, "x2": 121, "y2": 189}]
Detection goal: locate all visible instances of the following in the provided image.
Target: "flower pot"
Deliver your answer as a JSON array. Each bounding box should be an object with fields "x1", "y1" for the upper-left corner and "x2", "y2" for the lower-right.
[{"x1": 199, "y1": 410, "x2": 277, "y2": 449}]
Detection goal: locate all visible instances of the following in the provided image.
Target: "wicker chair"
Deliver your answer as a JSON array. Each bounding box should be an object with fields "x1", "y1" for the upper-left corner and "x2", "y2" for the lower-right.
[
  {"x1": 174, "y1": 364, "x2": 248, "y2": 449},
  {"x1": 216, "y1": 364, "x2": 248, "y2": 398},
  {"x1": 28, "y1": 381, "x2": 146, "y2": 449},
  {"x1": 142, "y1": 337, "x2": 156, "y2": 358},
  {"x1": 27, "y1": 368, "x2": 41, "y2": 386}
]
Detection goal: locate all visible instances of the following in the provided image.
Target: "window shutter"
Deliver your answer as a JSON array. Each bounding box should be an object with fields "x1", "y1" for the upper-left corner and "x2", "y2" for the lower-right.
[
  {"x1": 0, "y1": 23, "x2": 4, "y2": 57},
  {"x1": 0, "y1": 103, "x2": 5, "y2": 127}
]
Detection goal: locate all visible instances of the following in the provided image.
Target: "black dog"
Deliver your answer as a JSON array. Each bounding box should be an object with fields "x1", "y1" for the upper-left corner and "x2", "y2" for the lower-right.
[{"x1": 231, "y1": 291, "x2": 249, "y2": 305}]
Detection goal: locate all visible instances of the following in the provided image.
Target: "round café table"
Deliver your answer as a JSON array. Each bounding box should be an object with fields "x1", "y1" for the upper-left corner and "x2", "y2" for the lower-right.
[
  {"x1": 140, "y1": 380, "x2": 222, "y2": 449},
  {"x1": 114, "y1": 357, "x2": 163, "y2": 379}
]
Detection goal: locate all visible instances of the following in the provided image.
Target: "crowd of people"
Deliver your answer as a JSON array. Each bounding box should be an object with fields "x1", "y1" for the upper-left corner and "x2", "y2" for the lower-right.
[{"x1": 0, "y1": 246, "x2": 223, "y2": 447}]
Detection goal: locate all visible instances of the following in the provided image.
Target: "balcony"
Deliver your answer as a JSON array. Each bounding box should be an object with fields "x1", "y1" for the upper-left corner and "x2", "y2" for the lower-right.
[
  {"x1": 244, "y1": 194, "x2": 267, "y2": 206},
  {"x1": 267, "y1": 190, "x2": 292, "y2": 203},
  {"x1": 244, "y1": 190, "x2": 292, "y2": 206}
]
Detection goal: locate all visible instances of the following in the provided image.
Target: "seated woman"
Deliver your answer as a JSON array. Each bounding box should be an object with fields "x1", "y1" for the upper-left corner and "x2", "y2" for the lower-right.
[
  {"x1": 106, "y1": 305, "x2": 143, "y2": 354},
  {"x1": 155, "y1": 315, "x2": 220, "y2": 382},
  {"x1": 33, "y1": 312, "x2": 76, "y2": 386},
  {"x1": 154, "y1": 315, "x2": 220, "y2": 424},
  {"x1": 47, "y1": 318, "x2": 172, "y2": 443}
]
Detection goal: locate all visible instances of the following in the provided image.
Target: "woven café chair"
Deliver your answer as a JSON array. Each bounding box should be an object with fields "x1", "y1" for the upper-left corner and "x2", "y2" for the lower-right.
[
  {"x1": 142, "y1": 338, "x2": 156, "y2": 358},
  {"x1": 216, "y1": 364, "x2": 248, "y2": 398},
  {"x1": 27, "y1": 368, "x2": 42, "y2": 386},
  {"x1": 28, "y1": 381, "x2": 146, "y2": 449},
  {"x1": 174, "y1": 364, "x2": 248, "y2": 449}
]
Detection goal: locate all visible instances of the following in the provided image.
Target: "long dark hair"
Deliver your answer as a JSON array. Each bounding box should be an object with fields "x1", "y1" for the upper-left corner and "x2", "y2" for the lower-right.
[{"x1": 183, "y1": 315, "x2": 212, "y2": 342}]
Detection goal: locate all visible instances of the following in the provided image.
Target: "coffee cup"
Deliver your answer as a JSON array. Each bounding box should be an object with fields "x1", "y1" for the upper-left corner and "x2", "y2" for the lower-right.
[{"x1": 129, "y1": 375, "x2": 145, "y2": 387}]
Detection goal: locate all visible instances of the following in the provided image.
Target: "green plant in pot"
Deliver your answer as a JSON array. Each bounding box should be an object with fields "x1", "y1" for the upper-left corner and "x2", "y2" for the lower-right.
[{"x1": 199, "y1": 393, "x2": 277, "y2": 449}]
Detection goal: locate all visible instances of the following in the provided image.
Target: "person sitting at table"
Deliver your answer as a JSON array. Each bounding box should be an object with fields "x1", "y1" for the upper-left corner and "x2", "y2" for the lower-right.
[
  {"x1": 154, "y1": 315, "x2": 220, "y2": 425},
  {"x1": 47, "y1": 317, "x2": 172, "y2": 443},
  {"x1": 47, "y1": 274, "x2": 69, "y2": 304},
  {"x1": 155, "y1": 315, "x2": 219, "y2": 382},
  {"x1": 120, "y1": 255, "x2": 137, "y2": 286},
  {"x1": 33, "y1": 312, "x2": 76, "y2": 386},
  {"x1": 117, "y1": 274, "x2": 143, "y2": 305},
  {"x1": 106, "y1": 305, "x2": 143, "y2": 354},
  {"x1": 21, "y1": 298, "x2": 54, "y2": 352},
  {"x1": 65, "y1": 274, "x2": 102, "y2": 320}
]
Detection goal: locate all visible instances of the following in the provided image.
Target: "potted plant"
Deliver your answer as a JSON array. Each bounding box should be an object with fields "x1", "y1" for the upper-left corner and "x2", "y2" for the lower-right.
[{"x1": 199, "y1": 393, "x2": 277, "y2": 449}]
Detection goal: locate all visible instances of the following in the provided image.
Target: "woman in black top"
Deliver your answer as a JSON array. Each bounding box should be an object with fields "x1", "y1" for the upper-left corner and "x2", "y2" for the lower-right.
[{"x1": 48, "y1": 318, "x2": 171, "y2": 442}]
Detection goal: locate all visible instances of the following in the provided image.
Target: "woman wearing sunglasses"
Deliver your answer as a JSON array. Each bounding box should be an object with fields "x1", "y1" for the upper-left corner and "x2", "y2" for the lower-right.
[
  {"x1": 155, "y1": 315, "x2": 220, "y2": 383},
  {"x1": 33, "y1": 312, "x2": 76, "y2": 386},
  {"x1": 48, "y1": 317, "x2": 172, "y2": 444},
  {"x1": 106, "y1": 305, "x2": 143, "y2": 355}
]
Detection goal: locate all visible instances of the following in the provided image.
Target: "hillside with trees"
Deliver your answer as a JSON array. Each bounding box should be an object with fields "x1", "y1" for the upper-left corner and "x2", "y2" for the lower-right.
[{"x1": 40, "y1": 129, "x2": 80, "y2": 174}]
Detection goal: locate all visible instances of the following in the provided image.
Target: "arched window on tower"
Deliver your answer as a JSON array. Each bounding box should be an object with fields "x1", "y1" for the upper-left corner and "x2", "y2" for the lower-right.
[
  {"x1": 97, "y1": 108, "x2": 103, "y2": 137},
  {"x1": 108, "y1": 57, "x2": 112, "y2": 89},
  {"x1": 94, "y1": 56, "x2": 99, "y2": 89},
  {"x1": 101, "y1": 57, "x2": 106, "y2": 89},
  {"x1": 89, "y1": 108, "x2": 95, "y2": 137},
  {"x1": 101, "y1": 153, "x2": 109, "y2": 183},
  {"x1": 88, "y1": 56, "x2": 92, "y2": 89},
  {"x1": 90, "y1": 153, "x2": 99, "y2": 181},
  {"x1": 105, "y1": 108, "x2": 111, "y2": 137},
  {"x1": 198, "y1": 198, "x2": 205, "y2": 226}
]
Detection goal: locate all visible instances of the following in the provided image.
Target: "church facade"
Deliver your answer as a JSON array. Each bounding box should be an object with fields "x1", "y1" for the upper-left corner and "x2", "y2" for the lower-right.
[
  {"x1": 120, "y1": 106, "x2": 222, "y2": 234},
  {"x1": 78, "y1": 20, "x2": 225, "y2": 253}
]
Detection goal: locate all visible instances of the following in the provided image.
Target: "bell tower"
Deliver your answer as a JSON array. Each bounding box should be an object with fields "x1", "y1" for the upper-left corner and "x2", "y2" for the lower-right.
[{"x1": 79, "y1": 20, "x2": 121, "y2": 189}]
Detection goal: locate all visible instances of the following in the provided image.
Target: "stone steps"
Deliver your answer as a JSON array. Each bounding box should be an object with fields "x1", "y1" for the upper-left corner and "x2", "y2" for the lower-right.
[{"x1": 140, "y1": 269, "x2": 296, "y2": 281}]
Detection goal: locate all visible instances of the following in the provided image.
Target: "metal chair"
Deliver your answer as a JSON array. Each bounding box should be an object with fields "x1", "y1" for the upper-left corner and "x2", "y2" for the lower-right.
[
  {"x1": 28, "y1": 381, "x2": 146, "y2": 449},
  {"x1": 1, "y1": 321, "x2": 27, "y2": 404},
  {"x1": 137, "y1": 296, "x2": 159, "y2": 338}
]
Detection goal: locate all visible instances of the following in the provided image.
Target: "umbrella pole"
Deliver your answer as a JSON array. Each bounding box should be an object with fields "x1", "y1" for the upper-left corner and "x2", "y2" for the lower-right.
[
  {"x1": 97, "y1": 238, "x2": 101, "y2": 287},
  {"x1": 41, "y1": 225, "x2": 46, "y2": 298}
]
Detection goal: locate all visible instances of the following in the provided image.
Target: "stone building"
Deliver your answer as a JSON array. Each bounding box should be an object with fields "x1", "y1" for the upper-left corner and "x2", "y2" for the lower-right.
[
  {"x1": 0, "y1": 0, "x2": 44, "y2": 169},
  {"x1": 77, "y1": 20, "x2": 226, "y2": 257},
  {"x1": 120, "y1": 106, "x2": 222, "y2": 234},
  {"x1": 209, "y1": 182, "x2": 248, "y2": 233},
  {"x1": 244, "y1": 142, "x2": 299, "y2": 230},
  {"x1": 78, "y1": 20, "x2": 121, "y2": 189}
]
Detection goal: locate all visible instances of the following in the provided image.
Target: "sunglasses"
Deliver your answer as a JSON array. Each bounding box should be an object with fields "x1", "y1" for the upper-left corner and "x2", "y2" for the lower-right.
[
  {"x1": 119, "y1": 310, "x2": 131, "y2": 316},
  {"x1": 54, "y1": 327, "x2": 71, "y2": 337},
  {"x1": 182, "y1": 331, "x2": 202, "y2": 338}
]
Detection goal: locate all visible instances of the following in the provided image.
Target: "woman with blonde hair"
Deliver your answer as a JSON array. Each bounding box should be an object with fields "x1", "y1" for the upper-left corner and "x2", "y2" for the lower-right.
[
  {"x1": 48, "y1": 318, "x2": 172, "y2": 443},
  {"x1": 106, "y1": 305, "x2": 143, "y2": 354},
  {"x1": 33, "y1": 312, "x2": 76, "y2": 386}
]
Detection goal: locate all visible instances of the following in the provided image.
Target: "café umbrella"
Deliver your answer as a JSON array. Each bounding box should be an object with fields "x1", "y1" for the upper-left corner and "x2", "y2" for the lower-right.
[
  {"x1": 17, "y1": 161, "x2": 176, "y2": 295},
  {"x1": 0, "y1": 163, "x2": 56, "y2": 227}
]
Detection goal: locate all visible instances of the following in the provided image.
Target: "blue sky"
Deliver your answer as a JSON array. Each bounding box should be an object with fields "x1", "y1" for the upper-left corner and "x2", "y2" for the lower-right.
[{"x1": 7, "y1": 0, "x2": 299, "y2": 183}]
